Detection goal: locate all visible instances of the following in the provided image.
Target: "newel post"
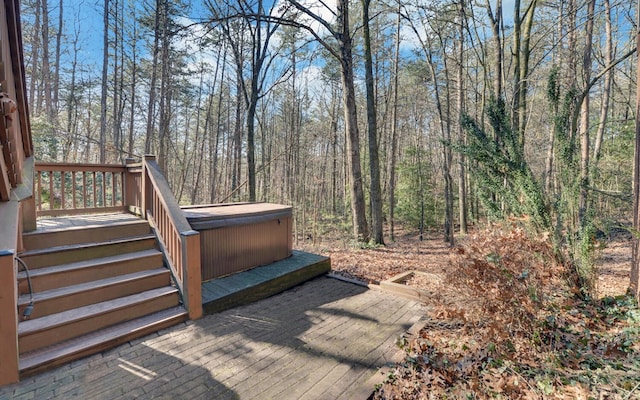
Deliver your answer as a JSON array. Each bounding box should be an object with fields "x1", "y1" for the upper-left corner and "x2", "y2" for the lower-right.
[
  {"x1": 124, "y1": 158, "x2": 138, "y2": 214},
  {"x1": 22, "y1": 158, "x2": 36, "y2": 233},
  {"x1": 182, "y1": 230, "x2": 202, "y2": 319},
  {"x1": 141, "y1": 155, "x2": 156, "y2": 219}
]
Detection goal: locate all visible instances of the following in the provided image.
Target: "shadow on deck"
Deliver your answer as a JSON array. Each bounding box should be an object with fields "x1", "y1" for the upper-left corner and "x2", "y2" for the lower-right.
[{"x1": 202, "y1": 251, "x2": 331, "y2": 314}]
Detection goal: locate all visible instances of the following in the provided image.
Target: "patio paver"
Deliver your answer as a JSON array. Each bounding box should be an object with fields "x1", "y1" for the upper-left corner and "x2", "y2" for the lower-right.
[{"x1": 0, "y1": 276, "x2": 425, "y2": 400}]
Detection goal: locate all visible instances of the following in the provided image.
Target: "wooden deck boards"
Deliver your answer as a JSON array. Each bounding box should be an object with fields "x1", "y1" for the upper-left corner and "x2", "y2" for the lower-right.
[
  {"x1": 182, "y1": 202, "x2": 291, "y2": 220},
  {"x1": 202, "y1": 250, "x2": 331, "y2": 314},
  {"x1": 2, "y1": 277, "x2": 426, "y2": 400},
  {"x1": 35, "y1": 212, "x2": 142, "y2": 232}
]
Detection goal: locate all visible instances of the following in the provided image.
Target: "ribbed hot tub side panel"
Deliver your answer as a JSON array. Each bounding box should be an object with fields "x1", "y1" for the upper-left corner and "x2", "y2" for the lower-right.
[{"x1": 200, "y1": 216, "x2": 292, "y2": 281}]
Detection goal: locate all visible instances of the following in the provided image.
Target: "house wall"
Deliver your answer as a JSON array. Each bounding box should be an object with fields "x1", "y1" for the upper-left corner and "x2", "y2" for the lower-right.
[
  {"x1": 0, "y1": 200, "x2": 21, "y2": 386},
  {"x1": 0, "y1": 0, "x2": 35, "y2": 385}
]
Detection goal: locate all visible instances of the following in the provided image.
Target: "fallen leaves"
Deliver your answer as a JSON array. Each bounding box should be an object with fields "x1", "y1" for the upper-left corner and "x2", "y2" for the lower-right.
[{"x1": 302, "y1": 222, "x2": 639, "y2": 398}]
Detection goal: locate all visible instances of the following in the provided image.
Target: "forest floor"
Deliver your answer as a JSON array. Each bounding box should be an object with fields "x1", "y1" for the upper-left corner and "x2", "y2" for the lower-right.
[{"x1": 299, "y1": 224, "x2": 640, "y2": 399}]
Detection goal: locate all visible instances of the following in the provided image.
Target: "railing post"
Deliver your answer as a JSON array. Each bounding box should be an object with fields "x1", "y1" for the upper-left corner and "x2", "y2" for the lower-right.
[
  {"x1": 141, "y1": 155, "x2": 156, "y2": 219},
  {"x1": 182, "y1": 230, "x2": 202, "y2": 320},
  {"x1": 21, "y1": 157, "x2": 36, "y2": 233},
  {"x1": 124, "y1": 158, "x2": 139, "y2": 215}
]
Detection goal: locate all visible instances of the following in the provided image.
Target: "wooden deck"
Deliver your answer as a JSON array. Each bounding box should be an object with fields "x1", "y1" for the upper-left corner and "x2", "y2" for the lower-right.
[
  {"x1": 202, "y1": 250, "x2": 331, "y2": 314},
  {"x1": 35, "y1": 212, "x2": 143, "y2": 231},
  {"x1": 0, "y1": 277, "x2": 426, "y2": 399},
  {"x1": 30, "y1": 212, "x2": 331, "y2": 316}
]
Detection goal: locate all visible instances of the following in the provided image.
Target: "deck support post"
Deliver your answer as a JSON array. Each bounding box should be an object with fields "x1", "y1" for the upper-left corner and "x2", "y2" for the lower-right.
[{"x1": 182, "y1": 231, "x2": 202, "y2": 320}]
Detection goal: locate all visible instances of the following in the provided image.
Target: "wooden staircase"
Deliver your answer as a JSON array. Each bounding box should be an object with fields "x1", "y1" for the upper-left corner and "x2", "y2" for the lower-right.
[{"x1": 16, "y1": 216, "x2": 188, "y2": 377}]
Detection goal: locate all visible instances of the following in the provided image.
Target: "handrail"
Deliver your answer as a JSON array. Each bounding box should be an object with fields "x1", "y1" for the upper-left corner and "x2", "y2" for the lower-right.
[
  {"x1": 34, "y1": 162, "x2": 127, "y2": 217},
  {"x1": 142, "y1": 155, "x2": 202, "y2": 319}
]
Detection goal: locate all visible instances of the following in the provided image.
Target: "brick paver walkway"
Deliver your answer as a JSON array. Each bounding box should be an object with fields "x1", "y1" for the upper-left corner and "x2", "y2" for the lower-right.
[{"x1": 0, "y1": 277, "x2": 425, "y2": 400}]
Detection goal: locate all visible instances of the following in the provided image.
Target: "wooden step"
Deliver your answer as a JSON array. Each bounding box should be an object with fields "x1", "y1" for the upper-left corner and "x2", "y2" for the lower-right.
[
  {"x1": 17, "y1": 234, "x2": 158, "y2": 269},
  {"x1": 19, "y1": 306, "x2": 187, "y2": 377},
  {"x1": 17, "y1": 249, "x2": 164, "y2": 294},
  {"x1": 17, "y1": 268, "x2": 172, "y2": 320},
  {"x1": 22, "y1": 219, "x2": 151, "y2": 251},
  {"x1": 19, "y1": 287, "x2": 181, "y2": 354}
]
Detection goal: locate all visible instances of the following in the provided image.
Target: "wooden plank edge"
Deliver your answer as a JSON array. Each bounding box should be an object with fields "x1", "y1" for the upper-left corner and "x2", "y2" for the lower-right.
[
  {"x1": 19, "y1": 307, "x2": 187, "y2": 378},
  {"x1": 349, "y1": 314, "x2": 429, "y2": 400},
  {"x1": 203, "y1": 257, "x2": 331, "y2": 315}
]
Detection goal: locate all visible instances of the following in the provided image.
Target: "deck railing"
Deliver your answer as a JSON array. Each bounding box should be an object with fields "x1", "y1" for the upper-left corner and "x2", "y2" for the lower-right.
[
  {"x1": 141, "y1": 156, "x2": 202, "y2": 319},
  {"x1": 32, "y1": 156, "x2": 202, "y2": 320},
  {"x1": 34, "y1": 162, "x2": 127, "y2": 217}
]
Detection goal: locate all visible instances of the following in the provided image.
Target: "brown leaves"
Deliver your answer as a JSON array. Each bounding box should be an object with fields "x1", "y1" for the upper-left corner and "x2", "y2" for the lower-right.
[
  {"x1": 370, "y1": 223, "x2": 640, "y2": 399},
  {"x1": 307, "y1": 222, "x2": 638, "y2": 398}
]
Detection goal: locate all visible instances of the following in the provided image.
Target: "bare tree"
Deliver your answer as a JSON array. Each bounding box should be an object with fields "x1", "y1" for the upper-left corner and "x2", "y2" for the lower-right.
[
  {"x1": 578, "y1": 0, "x2": 596, "y2": 223},
  {"x1": 362, "y1": 0, "x2": 383, "y2": 244},
  {"x1": 632, "y1": 0, "x2": 640, "y2": 302},
  {"x1": 592, "y1": 0, "x2": 613, "y2": 165},
  {"x1": 99, "y1": 0, "x2": 109, "y2": 163},
  {"x1": 281, "y1": 0, "x2": 370, "y2": 241},
  {"x1": 456, "y1": 0, "x2": 467, "y2": 237},
  {"x1": 388, "y1": 2, "x2": 401, "y2": 241}
]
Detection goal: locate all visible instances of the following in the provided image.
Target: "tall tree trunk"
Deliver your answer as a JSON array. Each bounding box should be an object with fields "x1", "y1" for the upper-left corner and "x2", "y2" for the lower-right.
[
  {"x1": 544, "y1": 1, "x2": 564, "y2": 194},
  {"x1": 486, "y1": 0, "x2": 502, "y2": 100},
  {"x1": 53, "y1": 0, "x2": 62, "y2": 112},
  {"x1": 210, "y1": 45, "x2": 227, "y2": 203},
  {"x1": 286, "y1": 0, "x2": 369, "y2": 241},
  {"x1": 457, "y1": 0, "x2": 468, "y2": 236},
  {"x1": 338, "y1": 0, "x2": 369, "y2": 242},
  {"x1": 41, "y1": 0, "x2": 52, "y2": 118},
  {"x1": 128, "y1": 8, "x2": 138, "y2": 156},
  {"x1": 232, "y1": 68, "x2": 243, "y2": 198},
  {"x1": 157, "y1": 0, "x2": 170, "y2": 173},
  {"x1": 246, "y1": 90, "x2": 258, "y2": 201},
  {"x1": 144, "y1": 0, "x2": 162, "y2": 155},
  {"x1": 632, "y1": 3, "x2": 640, "y2": 302},
  {"x1": 112, "y1": 0, "x2": 121, "y2": 160},
  {"x1": 566, "y1": 0, "x2": 578, "y2": 145},
  {"x1": 29, "y1": 0, "x2": 42, "y2": 114},
  {"x1": 514, "y1": 0, "x2": 537, "y2": 148},
  {"x1": 388, "y1": 4, "x2": 401, "y2": 241},
  {"x1": 64, "y1": 16, "x2": 80, "y2": 162},
  {"x1": 99, "y1": 0, "x2": 109, "y2": 163},
  {"x1": 424, "y1": 40, "x2": 453, "y2": 245},
  {"x1": 362, "y1": 0, "x2": 383, "y2": 244},
  {"x1": 579, "y1": 0, "x2": 596, "y2": 223},
  {"x1": 512, "y1": 0, "x2": 521, "y2": 133},
  {"x1": 593, "y1": 0, "x2": 613, "y2": 164}
]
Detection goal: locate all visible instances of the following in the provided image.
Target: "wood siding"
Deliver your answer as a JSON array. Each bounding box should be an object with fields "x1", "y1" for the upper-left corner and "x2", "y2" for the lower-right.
[{"x1": 0, "y1": 0, "x2": 32, "y2": 202}]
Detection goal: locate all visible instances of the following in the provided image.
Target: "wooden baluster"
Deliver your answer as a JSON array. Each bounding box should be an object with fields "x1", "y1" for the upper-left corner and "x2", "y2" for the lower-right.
[
  {"x1": 60, "y1": 171, "x2": 66, "y2": 211},
  {"x1": 36, "y1": 170, "x2": 42, "y2": 211},
  {"x1": 101, "y1": 172, "x2": 106, "y2": 207},
  {"x1": 72, "y1": 171, "x2": 77, "y2": 209},
  {"x1": 48, "y1": 171, "x2": 54, "y2": 210},
  {"x1": 92, "y1": 171, "x2": 97, "y2": 208},
  {"x1": 82, "y1": 171, "x2": 87, "y2": 208},
  {"x1": 113, "y1": 172, "x2": 118, "y2": 206}
]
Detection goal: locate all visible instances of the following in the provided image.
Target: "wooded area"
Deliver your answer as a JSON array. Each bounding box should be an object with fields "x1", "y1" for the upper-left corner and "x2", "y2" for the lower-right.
[{"x1": 20, "y1": 0, "x2": 639, "y2": 292}]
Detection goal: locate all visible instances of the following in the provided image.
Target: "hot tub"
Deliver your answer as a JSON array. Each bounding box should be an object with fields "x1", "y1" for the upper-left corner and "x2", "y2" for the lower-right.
[{"x1": 182, "y1": 203, "x2": 293, "y2": 281}]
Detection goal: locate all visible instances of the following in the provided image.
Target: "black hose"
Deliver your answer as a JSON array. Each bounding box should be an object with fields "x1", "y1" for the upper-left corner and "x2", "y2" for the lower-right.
[{"x1": 15, "y1": 256, "x2": 34, "y2": 320}]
